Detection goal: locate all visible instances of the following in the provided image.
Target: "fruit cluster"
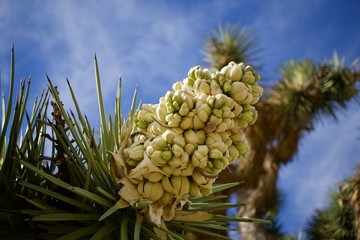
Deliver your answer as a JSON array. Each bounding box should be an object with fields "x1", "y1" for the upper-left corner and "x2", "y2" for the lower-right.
[{"x1": 116, "y1": 61, "x2": 262, "y2": 223}]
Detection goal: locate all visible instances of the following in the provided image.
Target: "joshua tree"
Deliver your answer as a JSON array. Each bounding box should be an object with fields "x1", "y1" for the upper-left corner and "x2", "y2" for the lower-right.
[
  {"x1": 204, "y1": 23, "x2": 360, "y2": 239},
  {"x1": 305, "y1": 166, "x2": 360, "y2": 240}
]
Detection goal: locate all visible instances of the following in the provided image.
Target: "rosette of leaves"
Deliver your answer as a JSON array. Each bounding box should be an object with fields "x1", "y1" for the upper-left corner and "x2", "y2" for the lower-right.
[{"x1": 0, "y1": 46, "x2": 269, "y2": 240}]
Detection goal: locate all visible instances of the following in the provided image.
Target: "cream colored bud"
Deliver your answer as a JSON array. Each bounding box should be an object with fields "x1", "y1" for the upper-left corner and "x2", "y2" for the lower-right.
[
  {"x1": 165, "y1": 91, "x2": 174, "y2": 103},
  {"x1": 250, "y1": 96, "x2": 260, "y2": 105},
  {"x1": 149, "y1": 182, "x2": 164, "y2": 202},
  {"x1": 168, "y1": 157, "x2": 182, "y2": 168},
  {"x1": 251, "y1": 84, "x2": 263, "y2": 97},
  {"x1": 197, "y1": 104, "x2": 211, "y2": 122},
  {"x1": 194, "y1": 79, "x2": 211, "y2": 95},
  {"x1": 159, "y1": 192, "x2": 173, "y2": 206},
  {"x1": 129, "y1": 148, "x2": 145, "y2": 161},
  {"x1": 230, "y1": 65, "x2": 243, "y2": 81},
  {"x1": 202, "y1": 68, "x2": 212, "y2": 79},
  {"x1": 146, "y1": 145, "x2": 155, "y2": 157},
  {"x1": 193, "y1": 115, "x2": 206, "y2": 130},
  {"x1": 230, "y1": 132, "x2": 245, "y2": 142},
  {"x1": 195, "y1": 130, "x2": 206, "y2": 144},
  {"x1": 146, "y1": 172, "x2": 164, "y2": 182},
  {"x1": 183, "y1": 78, "x2": 195, "y2": 90},
  {"x1": 184, "y1": 143, "x2": 197, "y2": 155},
  {"x1": 179, "y1": 115, "x2": 194, "y2": 130},
  {"x1": 220, "y1": 65, "x2": 231, "y2": 78},
  {"x1": 208, "y1": 115, "x2": 222, "y2": 125},
  {"x1": 197, "y1": 145, "x2": 209, "y2": 155},
  {"x1": 178, "y1": 103, "x2": 190, "y2": 116},
  {"x1": 184, "y1": 129, "x2": 198, "y2": 144},
  {"x1": 179, "y1": 176, "x2": 190, "y2": 197},
  {"x1": 228, "y1": 145, "x2": 240, "y2": 161},
  {"x1": 229, "y1": 82, "x2": 248, "y2": 104},
  {"x1": 232, "y1": 104, "x2": 243, "y2": 117},
  {"x1": 156, "y1": 102, "x2": 167, "y2": 123},
  {"x1": 181, "y1": 162, "x2": 194, "y2": 176},
  {"x1": 215, "y1": 122, "x2": 228, "y2": 132},
  {"x1": 172, "y1": 81, "x2": 182, "y2": 91},
  {"x1": 192, "y1": 168, "x2": 208, "y2": 186},
  {"x1": 161, "y1": 165, "x2": 174, "y2": 176},
  {"x1": 162, "y1": 129, "x2": 176, "y2": 143},
  {"x1": 170, "y1": 176, "x2": 182, "y2": 194},
  {"x1": 189, "y1": 181, "x2": 202, "y2": 197},
  {"x1": 167, "y1": 113, "x2": 182, "y2": 128},
  {"x1": 173, "y1": 135, "x2": 186, "y2": 148},
  {"x1": 195, "y1": 68, "x2": 203, "y2": 79}
]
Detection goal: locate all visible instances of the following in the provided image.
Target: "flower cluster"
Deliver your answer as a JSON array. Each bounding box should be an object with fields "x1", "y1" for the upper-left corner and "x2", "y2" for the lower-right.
[{"x1": 115, "y1": 62, "x2": 262, "y2": 224}]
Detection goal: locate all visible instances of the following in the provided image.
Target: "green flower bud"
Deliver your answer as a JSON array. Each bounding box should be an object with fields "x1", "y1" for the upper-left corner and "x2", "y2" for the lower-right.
[
  {"x1": 213, "y1": 159, "x2": 224, "y2": 170},
  {"x1": 193, "y1": 115, "x2": 206, "y2": 130},
  {"x1": 212, "y1": 108, "x2": 223, "y2": 118},
  {"x1": 209, "y1": 148, "x2": 223, "y2": 159},
  {"x1": 179, "y1": 113, "x2": 194, "y2": 130},
  {"x1": 150, "y1": 150, "x2": 168, "y2": 166},
  {"x1": 235, "y1": 141, "x2": 249, "y2": 157},
  {"x1": 223, "y1": 82, "x2": 232, "y2": 93},
  {"x1": 188, "y1": 66, "x2": 201, "y2": 80},
  {"x1": 162, "y1": 150, "x2": 173, "y2": 161}
]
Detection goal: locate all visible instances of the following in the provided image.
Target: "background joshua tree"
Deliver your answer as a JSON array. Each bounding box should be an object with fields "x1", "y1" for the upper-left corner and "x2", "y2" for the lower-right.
[
  {"x1": 203, "y1": 23, "x2": 360, "y2": 239},
  {"x1": 305, "y1": 165, "x2": 360, "y2": 240}
]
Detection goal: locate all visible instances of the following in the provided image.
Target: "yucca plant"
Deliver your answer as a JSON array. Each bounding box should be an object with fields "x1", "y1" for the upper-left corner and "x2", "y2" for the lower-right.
[{"x1": 0, "y1": 46, "x2": 270, "y2": 239}]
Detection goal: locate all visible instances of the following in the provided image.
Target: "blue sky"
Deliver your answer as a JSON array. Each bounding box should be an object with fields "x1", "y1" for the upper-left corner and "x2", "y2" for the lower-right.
[{"x1": 1, "y1": 0, "x2": 360, "y2": 236}]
